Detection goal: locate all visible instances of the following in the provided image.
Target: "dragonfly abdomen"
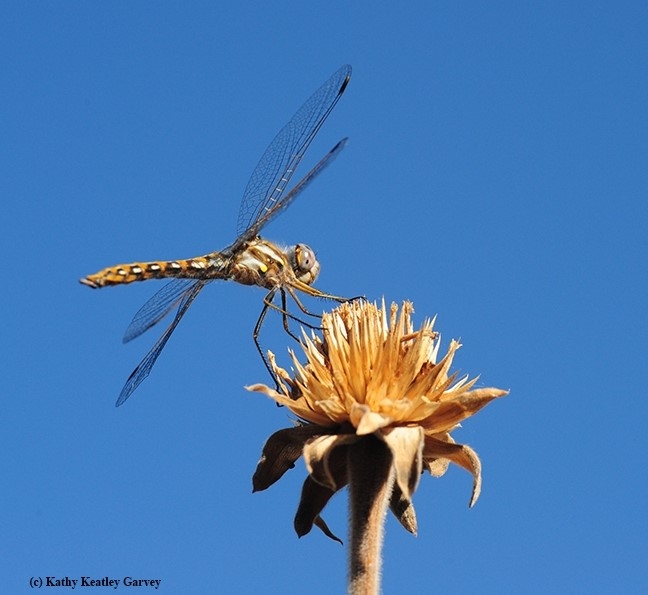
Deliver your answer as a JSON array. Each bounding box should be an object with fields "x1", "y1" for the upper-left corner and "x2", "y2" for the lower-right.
[{"x1": 80, "y1": 254, "x2": 225, "y2": 288}]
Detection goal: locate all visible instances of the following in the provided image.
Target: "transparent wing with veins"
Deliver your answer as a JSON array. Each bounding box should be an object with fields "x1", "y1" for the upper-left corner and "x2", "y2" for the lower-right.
[
  {"x1": 233, "y1": 64, "x2": 351, "y2": 248},
  {"x1": 122, "y1": 279, "x2": 200, "y2": 343},
  {"x1": 116, "y1": 281, "x2": 205, "y2": 406}
]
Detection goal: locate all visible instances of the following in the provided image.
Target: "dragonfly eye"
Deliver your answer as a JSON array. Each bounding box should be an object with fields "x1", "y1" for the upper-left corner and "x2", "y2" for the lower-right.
[
  {"x1": 294, "y1": 244, "x2": 315, "y2": 272},
  {"x1": 289, "y1": 244, "x2": 321, "y2": 283}
]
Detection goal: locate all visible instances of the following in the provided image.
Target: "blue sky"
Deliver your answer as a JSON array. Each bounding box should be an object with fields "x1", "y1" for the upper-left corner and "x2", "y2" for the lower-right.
[{"x1": 2, "y1": 2, "x2": 647, "y2": 593}]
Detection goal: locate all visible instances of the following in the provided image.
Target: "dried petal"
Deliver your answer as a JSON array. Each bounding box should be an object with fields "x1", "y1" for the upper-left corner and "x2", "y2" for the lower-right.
[
  {"x1": 380, "y1": 426, "x2": 424, "y2": 500},
  {"x1": 418, "y1": 388, "x2": 509, "y2": 435},
  {"x1": 350, "y1": 403, "x2": 393, "y2": 434}
]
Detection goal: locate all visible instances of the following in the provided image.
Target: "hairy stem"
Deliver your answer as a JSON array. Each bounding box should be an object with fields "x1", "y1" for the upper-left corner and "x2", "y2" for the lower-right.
[{"x1": 347, "y1": 436, "x2": 394, "y2": 595}]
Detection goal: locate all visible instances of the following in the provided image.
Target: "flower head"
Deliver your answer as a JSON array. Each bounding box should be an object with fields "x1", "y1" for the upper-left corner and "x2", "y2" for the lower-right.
[{"x1": 248, "y1": 300, "x2": 507, "y2": 541}]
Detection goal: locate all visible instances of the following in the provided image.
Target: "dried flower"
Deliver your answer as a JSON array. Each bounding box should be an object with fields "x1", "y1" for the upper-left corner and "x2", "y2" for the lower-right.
[{"x1": 247, "y1": 300, "x2": 507, "y2": 593}]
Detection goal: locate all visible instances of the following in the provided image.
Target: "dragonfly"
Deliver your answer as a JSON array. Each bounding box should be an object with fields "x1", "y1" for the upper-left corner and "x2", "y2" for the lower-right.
[{"x1": 81, "y1": 64, "x2": 353, "y2": 407}]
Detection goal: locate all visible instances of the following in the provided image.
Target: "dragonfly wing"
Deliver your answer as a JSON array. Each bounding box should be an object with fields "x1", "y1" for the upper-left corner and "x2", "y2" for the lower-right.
[
  {"x1": 123, "y1": 279, "x2": 201, "y2": 343},
  {"x1": 243, "y1": 137, "x2": 348, "y2": 240},
  {"x1": 116, "y1": 281, "x2": 205, "y2": 407},
  {"x1": 235, "y1": 64, "x2": 351, "y2": 244}
]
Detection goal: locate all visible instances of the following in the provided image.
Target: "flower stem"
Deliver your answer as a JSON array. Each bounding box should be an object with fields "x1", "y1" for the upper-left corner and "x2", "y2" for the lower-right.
[{"x1": 347, "y1": 435, "x2": 394, "y2": 595}]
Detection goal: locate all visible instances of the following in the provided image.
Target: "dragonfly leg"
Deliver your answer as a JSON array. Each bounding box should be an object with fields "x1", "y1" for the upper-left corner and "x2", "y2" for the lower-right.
[
  {"x1": 262, "y1": 289, "x2": 321, "y2": 331},
  {"x1": 253, "y1": 287, "x2": 363, "y2": 395},
  {"x1": 253, "y1": 288, "x2": 321, "y2": 397},
  {"x1": 279, "y1": 289, "x2": 301, "y2": 343},
  {"x1": 284, "y1": 286, "x2": 323, "y2": 319},
  {"x1": 253, "y1": 289, "x2": 282, "y2": 390}
]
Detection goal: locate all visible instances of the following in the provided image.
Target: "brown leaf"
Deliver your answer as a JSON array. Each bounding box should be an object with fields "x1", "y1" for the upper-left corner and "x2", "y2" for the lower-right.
[
  {"x1": 423, "y1": 435, "x2": 483, "y2": 507},
  {"x1": 294, "y1": 476, "x2": 340, "y2": 539},
  {"x1": 252, "y1": 425, "x2": 323, "y2": 492},
  {"x1": 294, "y1": 447, "x2": 348, "y2": 540},
  {"x1": 389, "y1": 484, "x2": 418, "y2": 536},
  {"x1": 303, "y1": 434, "x2": 356, "y2": 491},
  {"x1": 313, "y1": 515, "x2": 343, "y2": 544}
]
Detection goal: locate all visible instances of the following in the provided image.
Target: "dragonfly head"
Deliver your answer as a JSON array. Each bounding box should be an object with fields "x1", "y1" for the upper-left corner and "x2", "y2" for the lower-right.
[{"x1": 287, "y1": 243, "x2": 320, "y2": 285}]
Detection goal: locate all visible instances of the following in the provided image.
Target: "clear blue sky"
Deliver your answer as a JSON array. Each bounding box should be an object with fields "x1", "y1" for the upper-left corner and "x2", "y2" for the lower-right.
[{"x1": 2, "y1": 2, "x2": 647, "y2": 593}]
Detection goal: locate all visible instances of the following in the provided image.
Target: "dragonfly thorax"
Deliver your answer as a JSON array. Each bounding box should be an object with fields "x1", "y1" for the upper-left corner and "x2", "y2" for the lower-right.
[
  {"x1": 287, "y1": 243, "x2": 320, "y2": 285},
  {"x1": 226, "y1": 238, "x2": 303, "y2": 289},
  {"x1": 229, "y1": 239, "x2": 320, "y2": 289}
]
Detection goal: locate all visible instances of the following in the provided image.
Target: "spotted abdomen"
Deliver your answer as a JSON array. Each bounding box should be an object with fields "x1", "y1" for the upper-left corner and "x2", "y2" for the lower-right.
[{"x1": 80, "y1": 255, "x2": 219, "y2": 288}]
